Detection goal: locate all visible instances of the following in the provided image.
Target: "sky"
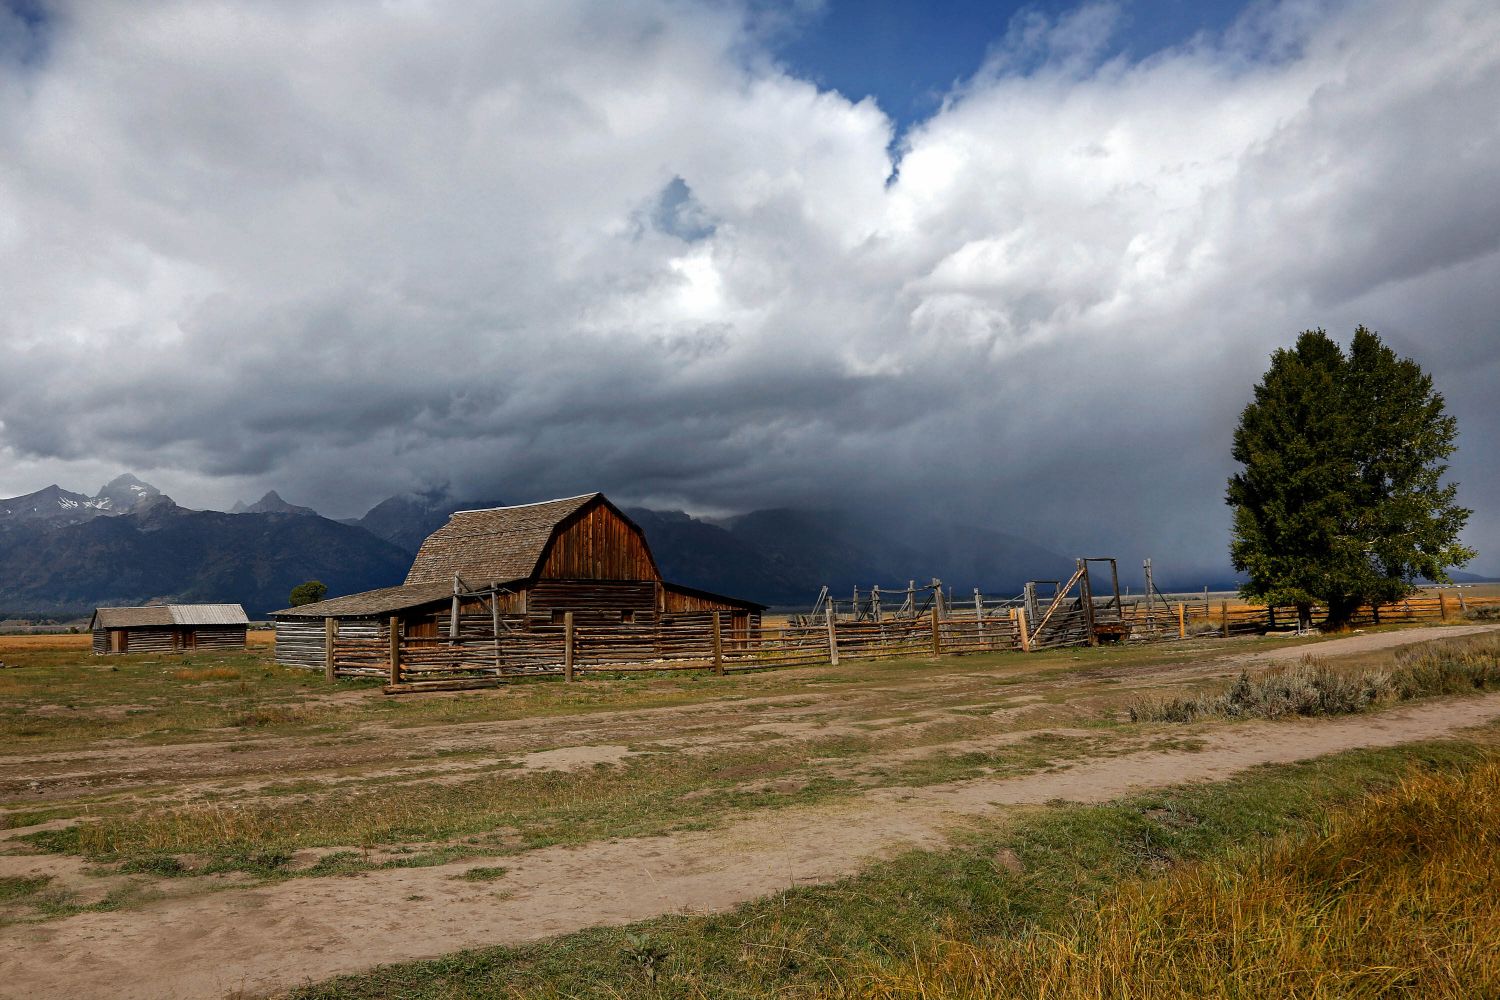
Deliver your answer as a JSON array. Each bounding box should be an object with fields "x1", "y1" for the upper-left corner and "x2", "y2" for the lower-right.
[{"x1": 1, "y1": 0, "x2": 1497, "y2": 580}]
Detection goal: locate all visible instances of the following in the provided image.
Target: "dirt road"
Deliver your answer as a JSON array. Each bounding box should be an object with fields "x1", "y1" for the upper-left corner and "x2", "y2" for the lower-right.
[{"x1": 2, "y1": 626, "x2": 1496, "y2": 999}]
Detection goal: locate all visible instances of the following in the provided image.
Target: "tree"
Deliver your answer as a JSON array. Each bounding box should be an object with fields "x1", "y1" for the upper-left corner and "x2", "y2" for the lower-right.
[
  {"x1": 1227, "y1": 327, "x2": 1473, "y2": 630},
  {"x1": 288, "y1": 580, "x2": 328, "y2": 607}
]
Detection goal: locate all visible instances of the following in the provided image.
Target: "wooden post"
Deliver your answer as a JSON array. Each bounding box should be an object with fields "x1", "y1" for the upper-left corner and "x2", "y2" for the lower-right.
[
  {"x1": 825, "y1": 602, "x2": 839, "y2": 666},
  {"x1": 491, "y1": 583, "x2": 502, "y2": 670},
  {"x1": 1458, "y1": 592, "x2": 1468, "y2": 615},
  {"x1": 1220, "y1": 600, "x2": 1230, "y2": 638},
  {"x1": 563, "y1": 611, "x2": 575, "y2": 682},
  {"x1": 712, "y1": 611, "x2": 724, "y2": 676},
  {"x1": 1440, "y1": 593, "x2": 1449, "y2": 621},
  {"x1": 906, "y1": 580, "x2": 915, "y2": 618},
  {"x1": 324, "y1": 617, "x2": 337, "y2": 682},
  {"x1": 1016, "y1": 606, "x2": 1030, "y2": 652},
  {"x1": 974, "y1": 589, "x2": 984, "y2": 638},
  {"x1": 388, "y1": 616, "x2": 401, "y2": 686},
  {"x1": 449, "y1": 575, "x2": 461, "y2": 641},
  {"x1": 1078, "y1": 560, "x2": 1098, "y2": 647},
  {"x1": 931, "y1": 601, "x2": 942, "y2": 655},
  {"x1": 1177, "y1": 602, "x2": 1186, "y2": 639},
  {"x1": 872, "y1": 585, "x2": 881, "y2": 623},
  {"x1": 1143, "y1": 559, "x2": 1154, "y2": 628}
]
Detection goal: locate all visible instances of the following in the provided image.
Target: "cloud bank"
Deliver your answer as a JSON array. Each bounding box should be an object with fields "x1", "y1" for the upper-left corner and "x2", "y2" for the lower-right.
[{"x1": 2, "y1": 0, "x2": 1497, "y2": 577}]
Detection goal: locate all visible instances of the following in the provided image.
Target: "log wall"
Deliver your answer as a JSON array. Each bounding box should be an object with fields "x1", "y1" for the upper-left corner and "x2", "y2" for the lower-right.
[{"x1": 275, "y1": 617, "x2": 387, "y2": 668}]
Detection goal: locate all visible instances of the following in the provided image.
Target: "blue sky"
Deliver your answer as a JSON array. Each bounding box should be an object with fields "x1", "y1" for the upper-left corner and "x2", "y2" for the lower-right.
[{"x1": 772, "y1": 0, "x2": 1252, "y2": 129}]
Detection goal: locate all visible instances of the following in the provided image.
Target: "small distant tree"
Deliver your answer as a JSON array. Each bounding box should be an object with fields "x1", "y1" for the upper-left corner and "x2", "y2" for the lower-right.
[
  {"x1": 288, "y1": 580, "x2": 328, "y2": 607},
  {"x1": 1227, "y1": 327, "x2": 1473, "y2": 630}
]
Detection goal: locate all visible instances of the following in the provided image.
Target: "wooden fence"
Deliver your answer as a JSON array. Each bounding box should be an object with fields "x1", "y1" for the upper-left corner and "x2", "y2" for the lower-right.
[
  {"x1": 1174, "y1": 594, "x2": 1500, "y2": 636},
  {"x1": 326, "y1": 607, "x2": 1022, "y2": 693},
  {"x1": 320, "y1": 593, "x2": 1500, "y2": 694}
]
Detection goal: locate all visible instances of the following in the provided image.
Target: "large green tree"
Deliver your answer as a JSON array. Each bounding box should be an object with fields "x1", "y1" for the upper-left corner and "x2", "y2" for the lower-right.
[{"x1": 1227, "y1": 327, "x2": 1473, "y2": 629}]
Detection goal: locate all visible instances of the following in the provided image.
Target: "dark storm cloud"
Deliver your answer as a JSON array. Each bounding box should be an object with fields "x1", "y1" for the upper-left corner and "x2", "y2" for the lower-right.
[{"x1": 0, "y1": 0, "x2": 1497, "y2": 579}]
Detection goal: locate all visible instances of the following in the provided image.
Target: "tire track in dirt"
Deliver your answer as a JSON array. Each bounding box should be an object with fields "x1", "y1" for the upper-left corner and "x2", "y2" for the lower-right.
[{"x1": 5, "y1": 687, "x2": 1500, "y2": 1000}]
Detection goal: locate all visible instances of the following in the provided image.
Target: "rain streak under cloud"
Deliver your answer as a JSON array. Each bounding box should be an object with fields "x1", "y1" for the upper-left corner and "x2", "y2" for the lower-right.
[{"x1": 1, "y1": 0, "x2": 1498, "y2": 579}]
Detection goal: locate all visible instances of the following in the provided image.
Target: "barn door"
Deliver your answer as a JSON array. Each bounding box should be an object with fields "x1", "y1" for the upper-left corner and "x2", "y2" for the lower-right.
[{"x1": 111, "y1": 630, "x2": 126, "y2": 653}]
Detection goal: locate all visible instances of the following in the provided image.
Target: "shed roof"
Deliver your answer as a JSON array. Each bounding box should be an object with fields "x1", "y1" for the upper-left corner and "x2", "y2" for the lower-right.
[
  {"x1": 270, "y1": 582, "x2": 454, "y2": 619},
  {"x1": 404, "y1": 493, "x2": 601, "y2": 586},
  {"x1": 91, "y1": 604, "x2": 249, "y2": 629}
]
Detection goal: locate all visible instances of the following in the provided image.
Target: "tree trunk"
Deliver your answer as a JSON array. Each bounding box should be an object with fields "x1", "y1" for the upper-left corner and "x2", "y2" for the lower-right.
[
  {"x1": 1324, "y1": 596, "x2": 1359, "y2": 631},
  {"x1": 1297, "y1": 603, "x2": 1313, "y2": 632}
]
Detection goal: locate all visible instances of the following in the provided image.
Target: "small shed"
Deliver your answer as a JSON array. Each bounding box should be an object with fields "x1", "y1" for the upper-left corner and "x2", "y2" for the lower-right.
[{"x1": 90, "y1": 604, "x2": 249, "y2": 655}]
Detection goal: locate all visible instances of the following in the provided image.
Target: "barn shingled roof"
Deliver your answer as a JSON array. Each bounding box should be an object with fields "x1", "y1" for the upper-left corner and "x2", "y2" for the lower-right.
[
  {"x1": 91, "y1": 604, "x2": 248, "y2": 629},
  {"x1": 403, "y1": 493, "x2": 602, "y2": 587},
  {"x1": 270, "y1": 582, "x2": 455, "y2": 618}
]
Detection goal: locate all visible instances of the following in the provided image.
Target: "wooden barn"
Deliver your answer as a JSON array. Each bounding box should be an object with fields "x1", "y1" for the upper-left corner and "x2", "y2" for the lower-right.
[
  {"x1": 273, "y1": 493, "x2": 764, "y2": 668},
  {"x1": 90, "y1": 604, "x2": 249, "y2": 655}
]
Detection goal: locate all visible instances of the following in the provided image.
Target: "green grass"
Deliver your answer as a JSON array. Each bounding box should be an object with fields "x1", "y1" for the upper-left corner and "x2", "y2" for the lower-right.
[
  {"x1": 0, "y1": 875, "x2": 52, "y2": 902},
  {"x1": 286, "y1": 735, "x2": 1500, "y2": 999}
]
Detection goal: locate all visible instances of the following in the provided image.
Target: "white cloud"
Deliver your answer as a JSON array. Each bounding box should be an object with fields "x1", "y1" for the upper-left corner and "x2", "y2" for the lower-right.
[{"x1": 1, "y1": 0, "x2": 1497, "y2": 573}]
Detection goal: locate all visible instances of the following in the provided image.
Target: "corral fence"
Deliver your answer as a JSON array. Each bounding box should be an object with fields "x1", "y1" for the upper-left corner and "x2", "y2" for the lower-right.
[
  {"x1": 326, "y1": 606, "x2": 1021, "y2": 693},
  {"x1": 317, "y1": 588, "x2": 1499, "y2": 695}
]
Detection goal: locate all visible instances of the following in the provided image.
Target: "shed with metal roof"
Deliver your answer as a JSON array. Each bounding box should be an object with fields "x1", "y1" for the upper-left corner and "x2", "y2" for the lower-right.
[{"x1": 90, "y1": 604, "x2": 249, "y2": 655}]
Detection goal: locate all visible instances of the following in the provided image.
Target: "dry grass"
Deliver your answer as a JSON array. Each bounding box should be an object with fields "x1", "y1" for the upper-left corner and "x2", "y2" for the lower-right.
[
  {"x1": 1131, "y1": 634, "x2": 1500, "y2": 722},
  {"x1": 0, "y1": 633, "x2": 93, "y2": 652},
  {"x1": 832, "y1": 757, "x2": 1500, "y2": 1000}
]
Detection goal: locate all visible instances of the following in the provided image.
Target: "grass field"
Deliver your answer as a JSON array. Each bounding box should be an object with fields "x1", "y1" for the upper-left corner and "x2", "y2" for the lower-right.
[{"x1": 2, "y1": 621, "x2": 1498, "y2": 998}]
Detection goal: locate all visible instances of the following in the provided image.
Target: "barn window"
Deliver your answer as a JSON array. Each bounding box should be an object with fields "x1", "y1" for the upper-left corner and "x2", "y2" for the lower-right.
[
  {"x1": 620, "y1": 610, "x2": 634, "y2": 624},
  {"x1": 551, "y1": 610, "x2": 566, "y2": 626}
]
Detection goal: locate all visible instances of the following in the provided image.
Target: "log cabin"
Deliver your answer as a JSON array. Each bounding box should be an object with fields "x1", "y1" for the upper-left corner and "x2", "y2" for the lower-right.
[
  {"x1": 91, "y1": 604, "x2": 249, "y2": 654},
  {"x1": 273, "y1": 493, "x2": 764, "y2": 668}
]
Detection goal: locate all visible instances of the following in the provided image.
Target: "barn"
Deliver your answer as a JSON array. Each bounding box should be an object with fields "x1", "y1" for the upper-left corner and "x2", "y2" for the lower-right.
[
  {"x1": 273, "y1": 493, "x2": 764, "y2": 668},
  {"x1": 90, "y1": 604, "x2": 249, "y2": 655}
]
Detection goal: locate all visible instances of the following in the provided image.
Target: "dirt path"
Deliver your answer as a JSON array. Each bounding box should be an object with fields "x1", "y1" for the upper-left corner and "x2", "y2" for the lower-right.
[{"x1": 5, "y1": 687, "x2": 1499, "y2": 1000}]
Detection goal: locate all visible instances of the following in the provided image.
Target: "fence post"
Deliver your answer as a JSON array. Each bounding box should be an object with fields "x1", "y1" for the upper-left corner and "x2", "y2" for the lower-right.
[
  {"x1": 564, "y1": 611, "x2": 575, "y2": 682},
  {"x1": 825, "y1": 602, "x2": 839, "y2": 666},
  {"x1": 491, "y1": 583, "x2": 502, "y2": 671},
  {"x1": 1458, "y1": 592, "x2": 1468, "y2": 615},
  {"x1": 974, "y1": 589, "x2": 984, "y2": 639},
  {"x1": 712, "y1": 611, "x2": 724, "y2": 676},
  {"x1": 1440, "y1": 593, "x2": 1449, "y2": 621},
  {"x1": 324, "y1": 617, "x2": 337, "y2": 682},
  {"x1": 1220, "y1": 601, "x2": 1230, "y2": 637},
  {"x1": 931, "y1": 601, "x2": 942, "y2": 655},
  {"x1": 388, "y1": 616, "x2": 401, "y2": 686},
  {"x1": 1016, "y1": 606, "x2": 1030, "y2": 652},
  {"x1": 1177, "y1": 602, "x2": 1186, "y2": 639}
]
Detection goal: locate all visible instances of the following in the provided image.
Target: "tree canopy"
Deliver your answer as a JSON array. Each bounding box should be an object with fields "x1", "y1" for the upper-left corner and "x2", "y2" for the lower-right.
[
  {"x1": 288, "y1": 580, "x2": 328, "y2": 607},
  {"x1": 1227, "y1": 327, "x2": 1473, "y2": 627}
]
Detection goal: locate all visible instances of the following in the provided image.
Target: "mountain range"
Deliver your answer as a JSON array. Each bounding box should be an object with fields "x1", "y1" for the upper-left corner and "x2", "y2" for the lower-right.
[{"x1": 1, "y1": 475, "x2": 1488, "y2": 620}]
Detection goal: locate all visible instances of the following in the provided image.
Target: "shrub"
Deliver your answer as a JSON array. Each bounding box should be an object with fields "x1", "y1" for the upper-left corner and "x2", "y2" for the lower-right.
[{"x1": 1130, "y1": 635, "x2": 1500, "y2": 723}]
